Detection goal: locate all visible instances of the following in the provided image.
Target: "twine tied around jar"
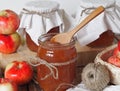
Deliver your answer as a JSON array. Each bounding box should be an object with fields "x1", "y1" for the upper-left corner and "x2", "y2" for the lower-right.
[
  {"x1": 55, "y1": 83, "x2": 75, "y2": 91},
  {"x1": 20, "y1": 8, "x2": 58, "y2": 18},
  {"x1": 80, "y1": 4, "x2": 116, "y2": 17},
  {"x1": 29, "y1": 57, "x2": 77, "y2": 91},
  {"x1": 29, "y1": 57, "x2": 77, "y2": 80}
]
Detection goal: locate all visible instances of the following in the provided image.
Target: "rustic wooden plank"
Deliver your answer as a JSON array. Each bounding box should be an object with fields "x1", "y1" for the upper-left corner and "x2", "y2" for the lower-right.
[
  {"x1": 28, "y1": 80, "x2": 41, "y2": 91},
  {"x1": 19, "y1": 84, "x2": 28, "y2": 91},
  {"x1": 75, "y1": 66, "x2": 84, "y2": 85},
  {"x1": 0, "y1": 41, "x2": 106, "y2": 91},
  {"x1": 75, "y1": 41, "x2": 104, "y2": 52},
  {"x1": 76, "y1": 51, "x2": 100, "y2": 66},
  {"x1": 75, "y1": 41, "x2": 104, "y2": 67}
]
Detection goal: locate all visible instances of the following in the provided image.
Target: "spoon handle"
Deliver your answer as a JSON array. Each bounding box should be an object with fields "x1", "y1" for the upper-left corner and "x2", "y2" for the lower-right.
[{"x1": 69, "y1": 6, "x2": 105, "y2": 37}]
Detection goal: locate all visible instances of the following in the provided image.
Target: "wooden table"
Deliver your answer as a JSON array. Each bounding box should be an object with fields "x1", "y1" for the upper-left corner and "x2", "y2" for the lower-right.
[
  {"x1": 0, "y1": 65, "x2": 84, "y2": 91},
  {"x1": 19, "y1": 80, "x2": 41, "y2": 91},
  {"x1": 0, "y1": 42, "x2": 105, "y2": 91},
  {"x1": 17, "y1": 66, "x2": 84, "y2": 91}
]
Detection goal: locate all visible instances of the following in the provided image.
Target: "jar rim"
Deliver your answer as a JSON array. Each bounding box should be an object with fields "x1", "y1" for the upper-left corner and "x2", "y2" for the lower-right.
[{"x1": 38, "y1": 33, "x2": 76, "y2": 48}]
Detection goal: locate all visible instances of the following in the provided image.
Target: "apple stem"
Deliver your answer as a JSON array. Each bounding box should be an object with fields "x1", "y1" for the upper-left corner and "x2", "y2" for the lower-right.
[{"x1": 17, "y1": 64, "x2": 23, "y2": 69}]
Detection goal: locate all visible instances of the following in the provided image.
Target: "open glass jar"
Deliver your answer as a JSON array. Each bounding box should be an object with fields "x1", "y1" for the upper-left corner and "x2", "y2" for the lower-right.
[{"x1": 37, "y1": 33, "x2": 77, "y2": 91}]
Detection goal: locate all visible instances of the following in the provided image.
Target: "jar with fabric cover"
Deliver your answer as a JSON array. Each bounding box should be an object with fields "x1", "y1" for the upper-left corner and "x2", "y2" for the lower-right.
[
  {"x1": 75, "y1": 0, "x2": 120, "y2": 48},
  {"x1": 36, "y1": 33, "x2": 77, "y2": 91},
  {"x1": 19, "y1": 1, "x2": 64, "y2": 52}
]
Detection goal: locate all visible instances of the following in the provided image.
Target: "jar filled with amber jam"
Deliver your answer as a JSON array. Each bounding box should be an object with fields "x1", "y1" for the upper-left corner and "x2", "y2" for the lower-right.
[{"x1": 37, "y1": 33, "x2": 77, "y2": 91}]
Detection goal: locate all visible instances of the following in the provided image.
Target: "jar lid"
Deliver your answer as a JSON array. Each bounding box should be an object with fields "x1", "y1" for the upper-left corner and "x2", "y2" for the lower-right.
[
  {"x1": 79, "y1": 0, "x2": 115, "y2": 8},
  {"x1": 24, "y1": 0, "x2": 59, "y2": 13}
]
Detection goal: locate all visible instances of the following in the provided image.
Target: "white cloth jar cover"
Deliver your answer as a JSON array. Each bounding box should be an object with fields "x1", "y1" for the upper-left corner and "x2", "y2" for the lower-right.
[
  {"x1": 19, "y1": 0, "x2": 64, "y2": 45},
  {"x1": 75, "y1": 0, "x2": 120, "y2": 46}
]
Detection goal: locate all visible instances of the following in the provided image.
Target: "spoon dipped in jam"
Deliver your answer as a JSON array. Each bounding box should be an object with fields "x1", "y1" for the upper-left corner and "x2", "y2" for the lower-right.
[{"x1": 50, "y1": 6, "x2": 105, "y2": 44}]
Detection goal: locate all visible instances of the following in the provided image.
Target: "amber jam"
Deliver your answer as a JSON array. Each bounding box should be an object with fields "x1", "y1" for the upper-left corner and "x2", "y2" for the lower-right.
[
  {"x1": 37, "y1": 33, "x2": 77, "y2": 91},
  {"x1": 26, "y1": 26, "x2": 59, "y2": 52},
  {"x1": 87, "y1": 30, "x2": 114, "y2": 48}
]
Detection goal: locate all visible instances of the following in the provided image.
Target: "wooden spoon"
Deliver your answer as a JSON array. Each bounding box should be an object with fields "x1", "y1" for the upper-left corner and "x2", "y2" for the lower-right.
[{"x1": 51, "y1": 6, "x2": 105, "y2": 44}]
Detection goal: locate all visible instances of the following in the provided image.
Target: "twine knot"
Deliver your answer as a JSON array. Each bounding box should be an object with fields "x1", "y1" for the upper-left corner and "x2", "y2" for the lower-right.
[
  {"x1": 80, "y1": 4, "x2": 115, "y2": 16},
  {"x1": 29, "y1": 57, "x2": 77, "y2": 80},
  {"x1": 20, "y1": 8, "x2": 58, "y2": 18}
]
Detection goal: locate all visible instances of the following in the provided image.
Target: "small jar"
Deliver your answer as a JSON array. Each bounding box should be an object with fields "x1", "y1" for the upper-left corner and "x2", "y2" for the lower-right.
[
  {"x1": 20, "y1": 1, "x2": 63, "y2": 52},
  {"x1": 37, "y1": 33, "x2": 77, "y2": 91},
  {"x1": 26, "y1": 26, "x2": 59, "y2": 52}
]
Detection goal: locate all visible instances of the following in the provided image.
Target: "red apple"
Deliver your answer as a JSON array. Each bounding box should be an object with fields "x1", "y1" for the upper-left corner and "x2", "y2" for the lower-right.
[
  {"x1": 118, "y1": 40, "x2": 120, "y2": 51},
  {"x1": 0, "y1": 32, "x2": 21, "y2": 54},
  {"x1": 0, "y1": 78, "x2": 18, "y2": 91},
  {"x1": 113, "y1": 47, "x2": 120, "y2": 56},
  {"x1": 0, "y1": 9, "x2": 20, "y2": 34},
  {"x1": 113, "y1": 40, "x2": 120, "y2": 58},
  {"x1": 4, "y1": 61, "x2": 33, "y2": 85},
  {"x1": 108, "y1": 55, "x2": 120, "y2": 67}
]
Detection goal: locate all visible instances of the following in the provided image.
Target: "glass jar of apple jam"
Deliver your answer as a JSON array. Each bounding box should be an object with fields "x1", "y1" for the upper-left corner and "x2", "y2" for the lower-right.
[{"x1": 37, "y1": 33, "x2": 77, "y2": 91}]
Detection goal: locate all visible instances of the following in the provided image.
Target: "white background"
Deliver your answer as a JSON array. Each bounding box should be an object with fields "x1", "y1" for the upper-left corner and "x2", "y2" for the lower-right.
[
  {"x1": 0, "y1": 0, "x2": 120, "y2": 16},
  {"x1": 0, "y1": 0, "x2": 83, "y2": 16},
  {"x1": 0, "y1": 0, "x2": 120, "y2": 15}
]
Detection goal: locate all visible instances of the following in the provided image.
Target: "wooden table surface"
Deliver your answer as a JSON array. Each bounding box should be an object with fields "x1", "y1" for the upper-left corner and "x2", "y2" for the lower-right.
[
  {"x1": 18, "y1": 66, "x2": 82, "y2": 91},
  {"x1": 0, "y1": 70, "x2": 42, "y2": 91},
  {"x1": 19, "y1": 80, "x2": 41, "y2": 91},
  {"x1": 0, "y1": 42, "x2": 105, "y2": 91}
]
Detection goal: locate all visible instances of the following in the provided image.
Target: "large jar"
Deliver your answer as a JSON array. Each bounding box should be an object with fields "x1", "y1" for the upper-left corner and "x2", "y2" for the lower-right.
[
  {"x1": 75, "y1": 0, "x2": 118, "y2": 48},
  {"x1": 37, "y1": 33, "x2": 77, "y2": 91},
  {"x1": 87, "y1": 30, "x2": 114, "y2": 47},
  {"x1": 19, "y1": 1, "x2": 63, "y2": 52}
]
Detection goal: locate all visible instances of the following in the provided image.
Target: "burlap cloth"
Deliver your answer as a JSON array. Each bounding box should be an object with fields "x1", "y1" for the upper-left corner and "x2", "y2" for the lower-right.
[{"x1": 0, "y1": 45, "x2": 37, "y2": 69}]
